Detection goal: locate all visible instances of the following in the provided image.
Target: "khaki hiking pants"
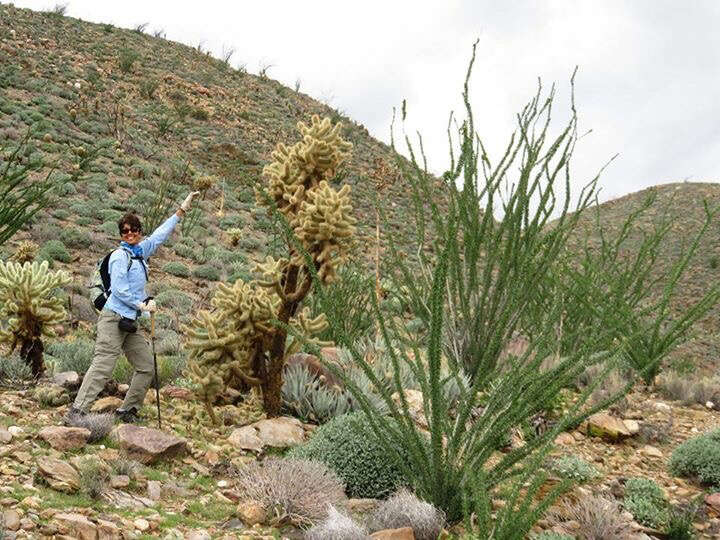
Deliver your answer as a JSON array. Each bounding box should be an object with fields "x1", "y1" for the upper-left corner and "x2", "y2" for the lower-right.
[{"x1": 74, "y1": 310, "x2": 153, "y2": 413}]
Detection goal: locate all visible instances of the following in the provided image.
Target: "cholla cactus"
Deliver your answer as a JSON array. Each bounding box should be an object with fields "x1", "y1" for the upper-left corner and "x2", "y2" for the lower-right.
[
  {"x1": 11, "y1": 240, "x2": 38, "y2": 264},
  {"x1": 185, "y1": 116, "x2": 354, "y2": 419},
  {"x1": 0, "y1": 260, "x2": 71, "y2": 378},
  {"x1": 193, "y1": 174, "x2": 215, "y2": 192}
]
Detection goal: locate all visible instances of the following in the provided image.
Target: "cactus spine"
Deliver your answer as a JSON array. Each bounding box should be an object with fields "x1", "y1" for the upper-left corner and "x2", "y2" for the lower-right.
[
  {"x1": 185, "y1": 116, "x2": 355, "y2": 420},
  {"x1": 0, "y1": 260, "x2": 71, "y2": 378}
]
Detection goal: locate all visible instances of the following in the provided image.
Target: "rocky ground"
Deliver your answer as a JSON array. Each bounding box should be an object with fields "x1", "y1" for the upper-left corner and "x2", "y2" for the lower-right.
[{"x1": 0, "y1": 374, "x2": 719, "y2": 540}]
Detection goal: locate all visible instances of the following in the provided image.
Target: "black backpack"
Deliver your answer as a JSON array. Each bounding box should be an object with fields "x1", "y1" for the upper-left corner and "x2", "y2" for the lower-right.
[{"x1": 89, "y1": 247, "x2": 148, "y2": 311}]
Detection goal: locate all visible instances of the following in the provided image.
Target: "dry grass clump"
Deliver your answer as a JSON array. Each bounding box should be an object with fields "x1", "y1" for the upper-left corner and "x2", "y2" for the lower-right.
[
  {"x1": 547, "y1": 495, "x2": 635, "y2": 539},
  {"x1": 369, "y1": 489, "x2": 445, "y2": 540},
  {"x1": 112, "y1": 458, "x2": 143, "y2": 479},
  {"x1": 66, "y1": 413, "x2": 114, "y2": 442},
  {"x1": 305, "y1": 505, "x2": 368, "y2": 540},
  {"x1": 77, "y1": 460, "x2": 109, "y2": 499},
  {"x1": 235, "y1": 458, "x2": 346, "y2": 527},
  {"x1": 638, "y1": 416, "x2": 674, "y2": 445}
]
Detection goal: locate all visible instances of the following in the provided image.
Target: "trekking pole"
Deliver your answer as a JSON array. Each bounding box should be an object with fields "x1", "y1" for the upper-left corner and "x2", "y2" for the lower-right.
[{"x1": 150, "y1": 311, "x2": 162, "y2": 430}]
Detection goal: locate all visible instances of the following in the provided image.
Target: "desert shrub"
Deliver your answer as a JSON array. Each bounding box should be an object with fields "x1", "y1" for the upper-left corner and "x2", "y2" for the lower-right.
[
  {"x1": 118, "y1": 48, "x2": 139, "y2": 73},
  {"x1": 34, "y1": 385, "x2": 70, "y2": 407},
  {"x1": 0, "y1": 353, "x2": 32, "y2": 384},
  {"x1": 173, "y1": 242, "x2": 195, "y2": 260},
  {"x1": 47, "y1": 338, "x2": 94, "y2": 375},
  {"x1": 547, "y1": 495, "x2": 634, "y2": 539},
  {"x1": 162, "y1": 261, "x2": 190, "y2": 277},
  {"x1": 155, "y1": 289, "x2": 192, "y2": 311},
  {"x1": 59, "y1": 227, "x2": 92, "y2": 248},
  {"x1": 638, "y1": 417, "x2": 674, "y2": 445},
  {"x1": 289, "y1": 412, "x2": 412, "y2": 498},
  {"x1": 69, "y1": 202, "x2": 96, "y2": 218},
  {"x1": 139, "y1": 78, "x2": 160, "y2": 100},
  {"x1": 547, "y1": 455, "x2": 599, "y2": 483},
  {"x1": 664, "y1": 504, "x2": 697, "y2": 540},
  {"x1": 112, "y1": 355, "x2": 133, "y2": 384},
  {"x1": 39, "y1": 239, "x2": 71, "y2": 263},
  {"x1": 369, "y1": 489, "x2": 445, "y2": 540},
  {"x1": 156, "y1": 329, "x2": 181, "y2": 356},
  {"x1": 669, "y1": 429, "x2": 720, "y2": 486},
  {"x1": 77, "y1": 459, "x2": 109, "y2": 499},
  {"x1": 53, "y1": 208, "x2": 70, "y2": 220},
  {"x1": 623, "y1": 477, "x2": 667, "y2": 528},
  {"x1": 235, "y1": 458, "x2": 345, "y2": 526},
  {"x1": 68, "y1": 413, "x2": 114, "y2": 442},
  {"x1": 192, "y1": 263, "x2": 220, "y2": 281},
  {"x1": 75, "y1": 216, "x2": 93, "y2": 226},
  {"x1": 112, "y1": 458, "x2": 142, "y2": 478},
  {"x1": 158, "y1": 354, "x2": 186, "y2": 386},
  {"x1": 305, "y1": 505, "x2": 367, "y2": 540},
  {"x1": 100, "y1": 208, "x2": 123, "y2": 222}
]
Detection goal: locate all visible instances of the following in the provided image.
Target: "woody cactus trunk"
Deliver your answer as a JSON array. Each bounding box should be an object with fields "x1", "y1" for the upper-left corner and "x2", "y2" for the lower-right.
[{"x1": 184, "y1": 116, "x2": 355, "y2": 420}]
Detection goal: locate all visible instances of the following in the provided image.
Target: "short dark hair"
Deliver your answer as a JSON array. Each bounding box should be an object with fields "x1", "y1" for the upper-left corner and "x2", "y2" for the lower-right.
[{"x1": 118, "y1": 213, "x2": 142, "y2": 235}]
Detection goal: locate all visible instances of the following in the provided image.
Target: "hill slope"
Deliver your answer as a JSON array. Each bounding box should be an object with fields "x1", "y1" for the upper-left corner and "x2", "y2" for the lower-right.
[{"x1": 0, "y1": 4, "x2": 420, "y2": 328}]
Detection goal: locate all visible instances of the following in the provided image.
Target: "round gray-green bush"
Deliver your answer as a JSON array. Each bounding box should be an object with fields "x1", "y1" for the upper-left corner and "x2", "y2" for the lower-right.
[
  {"x1": 162, "y1": 261, "x2": 190, "y2": 278},
  {"x1": 669, "y1": 429, "x2": 720, "y2": 486},
  {"x1": 288, "y1": 412, "x2": 411, "y2": 498}
]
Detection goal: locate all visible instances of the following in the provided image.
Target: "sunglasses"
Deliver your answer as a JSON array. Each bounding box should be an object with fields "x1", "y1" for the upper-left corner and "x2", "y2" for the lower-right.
[{"x1": 121, "y1": 226, "x2": 141, "y2": 235}]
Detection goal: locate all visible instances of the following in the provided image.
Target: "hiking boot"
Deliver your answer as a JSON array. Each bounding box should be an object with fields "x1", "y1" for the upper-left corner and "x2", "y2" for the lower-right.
[
  {"x1": 63, "y1": 406, "x2": 86, "y2": 426},
  {"x1": 114, "y1": 407, "x2": 141, "y2": 424}
]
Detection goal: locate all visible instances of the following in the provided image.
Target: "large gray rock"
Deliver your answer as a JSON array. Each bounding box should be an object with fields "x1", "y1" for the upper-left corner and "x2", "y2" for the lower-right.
[
  {"x1": 38, "y1": 426, "x2": 90, "y2": 451},
  {"x1": 53, "y1": 371, "x2": 80, "y2": 388},
  {"x1": 111, "y1": 424, "x2": 187, "y2": 464}
]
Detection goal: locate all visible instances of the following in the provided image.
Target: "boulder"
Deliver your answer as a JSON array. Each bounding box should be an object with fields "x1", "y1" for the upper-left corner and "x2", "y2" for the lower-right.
[
  {"x1": 110, "y1": 475, "x2": 130, "y2": 489},
  {"x1": 97, "y1": 518, "x2": 122, "y2": 539},
  {"x1": 53, "y1": 371, "x2": 80, "y2": 389},
  {"x1": 586, "y1": 413, "x2": 632, "y2": 441},
  {"x1": 237, "y1": 499, "x2": 266, "y2": 526},
  {"x1": 706, "y1": 492, "x2": 720, "y2": 515},
  {"x1": 90, "y1": 396, "x2": 123, "y2": 413},
  {"x1": 370, "y1": 527, "x2": 416, "y2": 540},
  {"x1": 2, "y1": 509, "x2": 20, "y2": 531},
  {"x1": 0, "y1": 427, "x2": 11, "y2": 444},
  {"x1": 54, "y1": 512, "x2": 97, "y2": 540},
  {"x1": 111, "y1": 425, "x2": 187, "y2": 464},
  {"x1": 36, "y1": 457, "x2": 79, "y2": 493},
  {"x1": 228, "y1": 416, "x2": 305, "y2": 452},
  {"x1": 38, "y1": 426, "x2": 91, "y2": 451},
  {"x1": 554, "y1": 432, "x2": 575, "y2": 446}
]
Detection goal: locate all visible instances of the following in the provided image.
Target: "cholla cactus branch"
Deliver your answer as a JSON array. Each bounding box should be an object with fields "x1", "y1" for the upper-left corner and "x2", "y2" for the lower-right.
[
  {"x1": 0, "y1": 260, "x2": 71, "y2": 378},
  {"x1": 185, "y1": 116, "x2": 354, "y2": 419}
]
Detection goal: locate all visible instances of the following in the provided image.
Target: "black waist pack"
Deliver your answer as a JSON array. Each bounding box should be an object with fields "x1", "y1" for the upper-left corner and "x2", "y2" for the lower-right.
[{"x1": 118, "y1": 317, "x2": 138, "y2": 333}]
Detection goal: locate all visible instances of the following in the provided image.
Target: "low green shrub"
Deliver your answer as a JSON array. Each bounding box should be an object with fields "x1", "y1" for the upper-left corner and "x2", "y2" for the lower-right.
[
  {"x1": 669, "y1": 429, "x2": 720, "y2": 486},
  {"x1": 289, "y1": 412, "x2": 412, "y2": 498},
  {"x1": 0, "y1": 353, "x2": 32, "y2": 384},
  {"x1": 623, "y1": 477, "x2": 667, "y2": 529},
  {"x1": 155, "y1": 289, "x2": 192, "y2": 311},
  {"x1": 47, "y1": 338, "x2": 95, "y2": 375},
  {"x1": 547, "y1": 455, "x2": 599, "y2": 483},
  {"x1": 192, "y1": 264, "x2": 220, "y2": 281},
  {"x1": 39, "y1": 239, "x2": 71, "y2": 263},
  {"x1": 60, "y1": 227, "x2": 92, "y2": 248},
  {"x1": 162, "y1": 261, "x2": 190, "y2": 278}
]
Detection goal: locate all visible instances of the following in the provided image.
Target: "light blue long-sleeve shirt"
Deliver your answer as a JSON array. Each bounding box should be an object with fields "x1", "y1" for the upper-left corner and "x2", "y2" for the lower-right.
[{"x1": 104, "y1": 214, "x2": 180, "y2": 319}]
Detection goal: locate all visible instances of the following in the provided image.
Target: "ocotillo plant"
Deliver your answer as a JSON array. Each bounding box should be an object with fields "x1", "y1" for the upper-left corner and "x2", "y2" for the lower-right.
[
  {"x1": 0, "y1": 260, "x2": 71, "y2": 378},
  {"x1": 184, "y1": 115, "x2": 355, "y2": 420}
]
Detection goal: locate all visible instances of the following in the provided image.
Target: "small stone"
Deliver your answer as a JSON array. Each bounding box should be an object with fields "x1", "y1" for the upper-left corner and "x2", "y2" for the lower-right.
[
  {"x1": 237, "y1": 499, "x2": 266, "y2": 526},
  {"x1": 111, "y1": 425, "x2": 187, "y2": 464},
  {"x1": 587, "y1": 413, "x2": 631, "y2": 441},
  {"x1": 96, "y1": 518, "x2": 122, "y2": 539},
  {"x1": 370, "y1": 527, "x2": 416, "y2": 540},
  {"x1": 707, "y1": 401, "x2": 715, "y2": 409},
  {"x1": 90, "y1": 396, "x2": 123, "y2": 413},
  {"x1": 554, "y1": 432, "x2": 575, "y2": 445},
  {"x1": 706, "y1": 492, "x2": 720, "y2": 514},
  {"x1": 217, "y1": 480, "x2": 229, "y2": 488},
  {"x1": 134, "y1": 518, "x2": 150, "y2": 532},
  {"x1": 20, "y1": 517, "x2": 35, "y2": 530},
  {"x1": 7, "y1": 426, "x2": 25, "y2": 439},
  {"x1": 622, "y1": 419, "x2": 640, "y2": 435},
  {"x1": 185, "y1": 529, "x2": 211, "y2": 540},
  {"x1": 38, "y1": 426, "x2": 91, "y2": 451},
  {"x1": 147, "y1": 480, "x2": 162, "y2": 500},
  {"x1": 641, "y1": 445, "x2": 663, "y2": 458},
  {"x1": 0, "y1": 427, "x2": 11, "y2": 444},
  {"x1": 53, "y1": 371, "x2": 79, "y2": 388},
  {"x1": 110, "y1": 475, "x2": 130, "y2": 489},
  {"x1": 3, "y1": 509, "x2": 21, "y2": 531},
  {"x1": 654, "y1": 401, "x2": 672, "y2": 413},
  {"x1": 118, "y1": 384, "x2": 130, "y2": 394}
]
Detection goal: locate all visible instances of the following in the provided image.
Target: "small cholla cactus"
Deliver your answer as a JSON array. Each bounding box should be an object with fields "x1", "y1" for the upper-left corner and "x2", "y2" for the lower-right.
[
  {"x1": 193, "y1": 174, "x2": 215, "y2": 192},
  {"x1": 184, "y1": 115, "x2": 355, "y2": 420},
  {"x1": 226, "y1": 227, "x2": 243, "y2": 247},
  {"x1": 0, "y1": 260, "x2": 71, "y2": 378},
  {"x1": 11, "y1": 240, "x2": 38, "y2": 264}
]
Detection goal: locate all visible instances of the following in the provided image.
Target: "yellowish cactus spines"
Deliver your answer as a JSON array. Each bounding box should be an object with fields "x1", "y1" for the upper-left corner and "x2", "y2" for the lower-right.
[
  {"x1": 187, "y1": 116, "x2": 354, "y2": 421},
  {"x1": 11, "y1": 241, "x2": 39, "y2": 264},
  {"x1": 0, "y1": 260, "x2": 71, "y2": 378}
]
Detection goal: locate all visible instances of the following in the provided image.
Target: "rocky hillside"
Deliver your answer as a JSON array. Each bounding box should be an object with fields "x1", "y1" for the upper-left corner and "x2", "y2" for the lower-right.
[{"x1": 0, "y1": 3, "x2": 420, "y2": 332}]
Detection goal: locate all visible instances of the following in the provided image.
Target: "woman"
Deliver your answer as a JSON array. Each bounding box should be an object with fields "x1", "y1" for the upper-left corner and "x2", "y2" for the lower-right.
[{"x1": 66, "y1": 191, "x2": 200, "y2": 424}]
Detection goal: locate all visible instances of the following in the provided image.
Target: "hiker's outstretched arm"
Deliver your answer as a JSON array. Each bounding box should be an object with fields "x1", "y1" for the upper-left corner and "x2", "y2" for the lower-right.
[
  {"x1": 139, "y1": 214, "x2": 180, "y2": 259},
  {"x1": 108, "y1": 251, "x2": 136, "y2": 310}
]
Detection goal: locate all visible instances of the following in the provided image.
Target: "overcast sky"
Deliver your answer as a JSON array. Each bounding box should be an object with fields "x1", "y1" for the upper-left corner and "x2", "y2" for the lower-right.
[{"x1": 10, "y1": 0, "x2": 720, "y2": 205}]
